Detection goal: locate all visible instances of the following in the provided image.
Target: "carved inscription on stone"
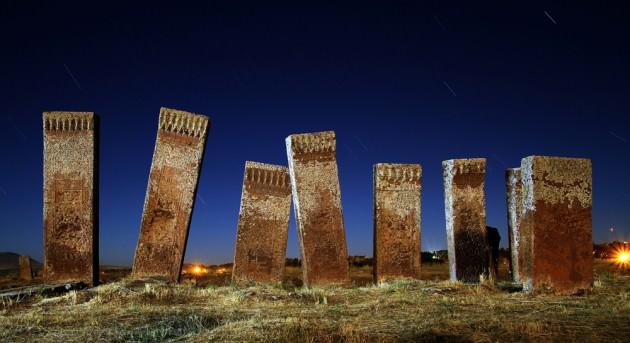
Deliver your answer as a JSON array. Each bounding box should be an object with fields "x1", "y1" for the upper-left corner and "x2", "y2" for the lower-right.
[
  {"x1": 232, "y1": 162, "x2": 292, "y2": 284},
  {"x1": 43, "y1": 112, "x2": 98, "y2": 286},
  {"x1": 443, "y1": 158, "x2": 490, "y2": 283},
  {"x1": 519, "y1": 156, "x2": 593, "y2": 294},
  {"x1": 286, "y1": 131, "x2": 349, "y2": 285},
  {"x1": 132, "y1": 108, "x2": 209, "y2": 282},
  {"x1": 373, "y1": 163, "x2": 422, "y2": 283}
]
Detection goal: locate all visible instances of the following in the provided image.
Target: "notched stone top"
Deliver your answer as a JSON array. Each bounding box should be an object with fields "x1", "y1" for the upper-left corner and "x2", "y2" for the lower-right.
[
  {"x1": 43, "y1": 111, "x2": 95, "y2": 131},
  {"x1": 158, "y1": 107, "x2": 209, "y2": 138},
  {"x1": 442, "y1": 158, "x2": 486, "y2": 175},
  {"x1": 375, "y1": 163, "x2": 421, "y2": 190},
  {"x1": 522, "y1": 155, "x2": 592, "y2": 209},
  {"x1": 286, "y1": 130, "x2": 336, "y2": 158},
  {"x1": 244, "y1": 161, "x2": 291, "y2": 190}
]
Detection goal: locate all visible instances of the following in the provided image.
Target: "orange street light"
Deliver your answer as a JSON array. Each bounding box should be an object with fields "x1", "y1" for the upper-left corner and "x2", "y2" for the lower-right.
[{"x1": 613, "y1": 247, "x2": 630, "y2": 268}]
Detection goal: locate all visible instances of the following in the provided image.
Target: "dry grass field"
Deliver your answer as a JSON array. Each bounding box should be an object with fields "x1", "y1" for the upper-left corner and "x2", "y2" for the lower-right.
[{"x1": 1, "y1": 261, "x2": 629, "y2": 342}]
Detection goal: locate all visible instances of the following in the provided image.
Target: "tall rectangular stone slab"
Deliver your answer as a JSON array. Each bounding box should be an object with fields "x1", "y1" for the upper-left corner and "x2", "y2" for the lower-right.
[
  {"x1": 506, "y1": 168, "x2": 523, "y2": 283},
  {"x1": 43, "y1": 111, "x2": 98, "y2": 286},
  {"x1": 132, "y1": 108, "x2": 209, "y2": 282},
  {"x1": 520, "y1": 156, "x2": 593, "y2": 294},
  {"x1": 19, "y1": 255, "x2": 33, "y2": 281},
  {"x1": 373, "y1": 164, "x2": 422, "y2": 283},
  {"x1": 286, "y1": 131, "x2": 349, "y2": 285},
  {"x1": 232, "y1": 162, "x2": 292, "y2": 284},
  {"x1": 443, "y1": 158, "x2": 489, "y2": 283}
]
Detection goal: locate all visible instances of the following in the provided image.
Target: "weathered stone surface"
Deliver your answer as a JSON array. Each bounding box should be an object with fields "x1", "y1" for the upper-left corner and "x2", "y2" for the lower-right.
[
  {"x1": 43, "y1": 111, "x2": 98, "y2": 286},
  {"x1": 132, "y1": 108, "x2": 209, "y2": 282},
  {"x1": 286, "y1": 130, "x2": 349, "y2": 285},
  {"x1": 19, "y1": 256, "x2": 33, "y2": 281},
  {"x1": 520, "y1": 156, "x2": 593, "y2": 294},
  {"x1": 486, "y1": 226, "x2": 501, "y2": 281},
  {"x1": 443, "y1": 158, "x2": 490, "y2": 283},
  {"x1": 373, "y1": 163, "x2": 422, "y2": 283},
  {"x1": 232, "y1": 161, "x2": 292, "y2": 284},
  {"x1": 505, "y1": 168, "x2": 523, "y2": 282}
]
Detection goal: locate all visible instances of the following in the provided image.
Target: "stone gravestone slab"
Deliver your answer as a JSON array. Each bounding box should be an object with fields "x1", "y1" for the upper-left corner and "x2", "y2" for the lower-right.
[
  {"x1": 232, "y1": 162, "x2": 292, "y2": 284},
  {"x1": 443, "y1": 158, "x2": 490, "y2": 283},
  {"x1": 505, "y1": 168, "x2": 523, "y2": 283},
  {"x1": 19, "y1": 256, "x2": 33, "y2": 281},
  {"x1": 519, "y1": 156, "x2": 593, "y2": 294},
  {"x1": 285, "y1": 130, "x2": 349, "y2": 285},
  {"x1": 132, "y1": 108, "x2": 209, "y2": 282},
  {"x1": 43, "y1": 111, "x2": 98, "y2": 286},
  {"x1": 373, "y1": 163, "x2": 422, "y2": 283}
]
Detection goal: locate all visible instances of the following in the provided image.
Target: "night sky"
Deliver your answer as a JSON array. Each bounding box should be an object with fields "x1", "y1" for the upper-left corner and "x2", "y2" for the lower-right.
[{"x1": 1, "y1": 2, "x2": 629, "y2": 266}]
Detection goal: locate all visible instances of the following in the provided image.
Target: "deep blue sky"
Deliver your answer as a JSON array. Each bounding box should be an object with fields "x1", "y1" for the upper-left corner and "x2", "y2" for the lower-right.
[{"x1": 1, "y1": 2, "x2": 629, "y2": 265}]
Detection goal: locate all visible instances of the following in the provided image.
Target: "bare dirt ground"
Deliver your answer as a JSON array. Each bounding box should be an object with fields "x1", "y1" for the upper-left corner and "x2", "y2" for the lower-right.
[{"x1": 1, "y1": 261, "x2": 628, "y2": 342}]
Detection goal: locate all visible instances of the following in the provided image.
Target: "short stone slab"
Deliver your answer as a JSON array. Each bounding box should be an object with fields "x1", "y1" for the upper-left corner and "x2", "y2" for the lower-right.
[
  {"x1": 520, "y1": 156, "x2": 593, "y2": 294},
  {"x1": 285, "y1": 130, "x2": 349, "y2": 285},
  {"x1": 132, "y1": 107, "x2": 209, "y2": 282},
  {"x1": 373, "y1": 163, "x2": 422, "y2": 283},
  {"x1": 443, "y1": 158, "x2": 490, "y2": 283},
  {"x1": 43, "y1": 111, "x2": 98, "y2": 286},
  {"x1": 232, "y1": 162, "x2": 292, "y2": 284},
  {"x1": 19, "y1": 255, "x2": 33, "y2": 281}
]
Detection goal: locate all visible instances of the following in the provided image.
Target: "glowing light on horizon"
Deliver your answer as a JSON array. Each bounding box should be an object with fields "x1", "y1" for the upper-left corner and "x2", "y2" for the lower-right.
[
  {"x1": 187, "y1": 264, "x2": 208, "y2": 275},
  {"x1": 612, "y1": 247, "x2": 630, "y2": 268}
]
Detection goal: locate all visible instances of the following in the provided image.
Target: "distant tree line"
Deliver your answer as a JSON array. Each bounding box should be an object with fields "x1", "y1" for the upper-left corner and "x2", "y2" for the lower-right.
[{"x1": 284, "y1": 251, "x2": 476, "y2": 268}]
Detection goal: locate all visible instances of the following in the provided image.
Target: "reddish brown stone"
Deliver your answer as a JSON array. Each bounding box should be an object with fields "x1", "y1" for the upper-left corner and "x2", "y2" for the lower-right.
[
  {"x1": 132, "y1": 108, "x2": 209, "y2": 282},
  {"x1": 232, "y1": 162, "x2": 292, "y2": 284},
  {"x1": 286, "y1": 131, "x2": 349, "y2": 285},
  {"x1": 19, "y1": 255, "x2": 33, "y2": 281},
  {"x1": 373, "y1": 163, "x2": 422, "y2": 283},
  {"x1": 43, "y1": 111, "x2": 98, "y2": 286},
  {"x1": 505, "y1": 168, "x2": 523, "y2": 283},
  {"x1": 519, "y1": 156, "x2": 593, "y2": 294},
  {"x1": 443, "y1": 158, "x2": 490, "y2": 283}
]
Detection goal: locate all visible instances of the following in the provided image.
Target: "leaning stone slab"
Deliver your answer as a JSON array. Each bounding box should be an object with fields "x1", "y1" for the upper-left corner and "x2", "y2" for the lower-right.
[
  {"x1": 286, "y1": 130, "x2": 349, "y2": 285},
  {"x1": 132, "y1": 107, "x2": 209, "y2": 282},
  {"x1": 505, "y1": 168, "x2": 523, "y2": 283},
  {"x1": 519, "y1": 156, "x2": 593, "y2": 294},
  {"x1": 232, "y1": 162, "x2": 292, "y2": 284},
  {"x1": 373, "y1": 163, "x2": 422, "y2": 283},
  {"x1": 443, "y1": 158, "x2": 490, "y2": 283},
  {"x1": 19, "y1": 255, "x2": 33, "y2": 281},
  {"x1": 43, "y1": 111, "x2": 98, "y2": 286}
]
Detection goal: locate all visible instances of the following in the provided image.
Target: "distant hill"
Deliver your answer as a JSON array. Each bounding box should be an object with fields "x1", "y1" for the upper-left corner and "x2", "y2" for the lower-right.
[{"x1": 0, "y1": 252, "x2": 43, "y2": 271}]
